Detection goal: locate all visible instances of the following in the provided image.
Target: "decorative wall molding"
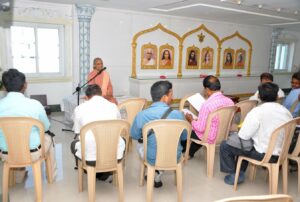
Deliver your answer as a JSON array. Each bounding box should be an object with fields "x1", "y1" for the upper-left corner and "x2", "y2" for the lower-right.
[
  {"x1": 131, "y1": 23, "x2": 253, "y2": 78},
  {"x1": 14, "y1": 6, "x2": 72, "y2": 19}
]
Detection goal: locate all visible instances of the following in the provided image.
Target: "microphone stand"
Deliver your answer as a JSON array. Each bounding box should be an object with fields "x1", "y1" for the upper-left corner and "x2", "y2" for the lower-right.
[{"x1": 62, "y1": 67, "x2": 106, "y2": 133}]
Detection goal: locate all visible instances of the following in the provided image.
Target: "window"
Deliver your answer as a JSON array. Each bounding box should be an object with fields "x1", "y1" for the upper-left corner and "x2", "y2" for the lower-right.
[
  {"x1": 274, "y1": 42, "x2": 295, "y2": 72},
  {"x1": 8, "y1": 22, "x2": 64, "y2": 76}
]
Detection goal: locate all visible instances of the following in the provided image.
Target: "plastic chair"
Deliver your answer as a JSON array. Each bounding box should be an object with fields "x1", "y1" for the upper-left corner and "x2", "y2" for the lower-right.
[
  {"x1": 179, "y1": 94, "x2": 199, "y2": 117},
  {"x1": 215, "y1": 194, "x2": 293, "y2": 202},
  {"x1": 233, "y1": 117, "x2": 300, "y2": 194},
  {"x1": 139, "y1": 120, "x2": 191, "y2": 202},
  {"x1": 287, "y1": 129, "x2": 300, "y2": 194},
  {"x1": 190, "y1": 106, "x2": 238, "y2": 177},
  {"x1": 118, "y1": 98, "x2": 147, "y2": 151},
  {"x1": 0, "y1": 117, "x2": 53, "y2": 202},
  {"x1": 235, "y1": 100, "x2": 258, "y2": 124},
  {"x1": 77, "y1": 120, "x2": 130, "y2": 202}
]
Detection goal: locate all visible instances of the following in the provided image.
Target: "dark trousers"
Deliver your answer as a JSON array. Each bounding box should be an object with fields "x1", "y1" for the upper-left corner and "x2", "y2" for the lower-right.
[
  {"x1": 189, "y1": 131, "x2": 203, "y2": 157},
  {"x1": 219, "y1": 140, "x2": 278, "y2": 174}
]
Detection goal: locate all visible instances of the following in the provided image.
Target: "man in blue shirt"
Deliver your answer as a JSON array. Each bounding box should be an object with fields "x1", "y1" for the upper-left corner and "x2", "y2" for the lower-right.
[
  {"x1": 0, "y1": 69, "x2": 56, "y2": 181},
  {"x1": 131, "y1": 80, "x2": 187, "y2": 188},
  {"x1": 283, "y1": 71, "x2": 300, "y2": 117}
]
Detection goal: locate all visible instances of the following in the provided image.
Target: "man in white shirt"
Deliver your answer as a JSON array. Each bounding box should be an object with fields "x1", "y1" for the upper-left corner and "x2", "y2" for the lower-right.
[
  {"x1": 249, "y1": 72, "x2": 285, "y2": 102},
  {"x1": 70, "y1": 84, "x2": 125, "y2": 180},
  {"x1": 220, "y1": 82, "x2": 292, "y2": 185}
]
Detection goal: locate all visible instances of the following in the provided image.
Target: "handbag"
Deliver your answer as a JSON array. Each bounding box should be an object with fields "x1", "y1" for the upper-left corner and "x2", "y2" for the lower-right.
[{"x1": 226, "y1": 131, "x2": 253, "y2": 152}]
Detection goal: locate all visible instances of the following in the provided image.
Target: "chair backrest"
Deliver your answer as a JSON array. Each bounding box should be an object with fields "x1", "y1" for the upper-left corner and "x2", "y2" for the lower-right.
[
  {"x1": 235, "y1": 100, "x2": 258, "y2": 123},
  {"x1": 215, "y1": 194, "x2": 293, "y2": 202},
  {"x1": 290, "y1": 127, "x2": 300, "y2": 157},
  {"x1": 261, "y1": 117, "x2": 300, "y2": 165},
  {"x1": 80, "y1": 120, "x2": 130, "y2": 170},
  {"x1": 118, "y1": 98, "x2": 147, "y2": 125},
  {"x1": 289, "y1": 99, "x2": 300, "y2": 115},
  {"x1": 142, "y1": 120, "x2": 191, "y2": 169},
  {"x1": 179, "y1": 94, "x2": 199, "y2": 116},
  {"x1": 0, "y1": 117, "x2": 45, "y2": 166},
  {"x1": 276, "y1": 97, "x2": 285, "y2": 105},
  {"x1": 202, "y1": 106, "x2": 238, "y2": 144}
]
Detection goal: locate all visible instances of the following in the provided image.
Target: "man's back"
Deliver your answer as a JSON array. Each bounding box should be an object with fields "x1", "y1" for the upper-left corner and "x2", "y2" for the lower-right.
[
  {"x1": 73, "y1": 95, "x2": 123, "y2": 161},
  {"x1": 192, "y1": 92, "x2": 234, "y2": 143},
  {"x1": 0, "y1": 92, "x2": 50, "y2": 151},
  {"x1": 239, "y1": 102, "x2": 292, "y2": 155},
  {"x1": 131, "y1": 102, "x2": 186, "y2": 165}
]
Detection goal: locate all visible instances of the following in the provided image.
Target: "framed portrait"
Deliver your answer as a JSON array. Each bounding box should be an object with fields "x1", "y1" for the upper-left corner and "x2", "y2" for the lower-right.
[
  {"x1": 159, "y1": 44, "x2": 174, "y2": 69},
  {"x1": 223, "y1": 48, "x2": 235, "y2": 69},
  {"x1": 201, "y1": 47, "x2": 214, "y2": 69},
  {"x1": 235, "y1": 48, "x2": 246, "y2": 69},
  {"x1": 141, "y1": 43, "x2": 157, "y2": 69},
  {"x1": 186, "y1": 45, "x2": 200, "y2": 69}
]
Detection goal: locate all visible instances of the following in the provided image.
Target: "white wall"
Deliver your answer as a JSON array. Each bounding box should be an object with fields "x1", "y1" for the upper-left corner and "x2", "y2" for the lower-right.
[{"x1": 2, "y1": 1, "x2": 300, "y2": 105}]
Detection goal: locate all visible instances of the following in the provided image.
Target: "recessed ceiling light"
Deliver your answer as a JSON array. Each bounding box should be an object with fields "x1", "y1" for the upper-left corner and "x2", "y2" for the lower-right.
[
  {"x1": 276, "y1": 8, "x2": 281, "y2": 12},
  {"x1": 237, "y1": 0, "x2": 242, "y2": 5},
  {"x1": 258, "y1": 4, "x2": 263, "y2": 9},
  {"x1": 295, "y1": 11, "x2": 298, "y2": 15}
]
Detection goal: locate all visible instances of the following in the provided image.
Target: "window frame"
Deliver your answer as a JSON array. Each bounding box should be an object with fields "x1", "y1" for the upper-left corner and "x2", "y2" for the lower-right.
[
  {"x1": 273, "y1": 42, "x2": 295, "y2": 73},
  {"x1": 6, "y1": 21, "x2": 65, "y2": 78}
]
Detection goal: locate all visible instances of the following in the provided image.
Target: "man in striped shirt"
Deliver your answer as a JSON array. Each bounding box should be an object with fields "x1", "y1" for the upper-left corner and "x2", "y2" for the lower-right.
[{"x1": 185, "y1": 75, "x2": 234, "y2": 158}]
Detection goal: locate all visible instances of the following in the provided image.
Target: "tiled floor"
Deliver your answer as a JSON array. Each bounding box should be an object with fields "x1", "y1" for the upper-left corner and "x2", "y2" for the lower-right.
[{"x1": 0, "y1": 112, "x2": 299, "y2": 202}]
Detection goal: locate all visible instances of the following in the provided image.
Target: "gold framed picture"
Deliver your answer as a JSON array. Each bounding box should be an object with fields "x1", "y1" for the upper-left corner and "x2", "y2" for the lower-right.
[
  {"x1": 223, "y1": 48, "x2": 235, "y2": 69},
  {"x1": 141, "y1": 43, "x2": 157, "y2": 69},
  {"x1": 201, "y1": 47, "x2": 214, "y2": 69},
  {"x1": 235, "y1": 48, "x2": 246, "y2": 69},
  {"x1": 186, "y1": 45, "x2": 200, "y2": 69},
  {"x1": 159, "y1": 44, "x2": 174, "y2": 69}
]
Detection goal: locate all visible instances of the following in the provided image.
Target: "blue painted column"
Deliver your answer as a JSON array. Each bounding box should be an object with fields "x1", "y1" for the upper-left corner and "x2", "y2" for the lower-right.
[{"x1": 76, "y1": 4, "x2": 95, "y2": 85}]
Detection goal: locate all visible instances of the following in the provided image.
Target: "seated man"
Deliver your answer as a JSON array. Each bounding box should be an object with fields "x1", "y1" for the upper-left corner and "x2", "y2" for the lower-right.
[
  {"x1": 249, "y1": 72, "x2": 285, "y2": 102},
  {"x1": 220, "y1": 82, "x2": 292, "y2": 185},
  {"x1": 185, "y1": 75, "x2": 234, "y2": 158},
  {"x1": 70, "y1": 84, "x2": 125, "y2": 181},
  {"x1": 283, "y1": 71, "x2": 300, "y2": 117},
  {"x1": 131, "y1": 80, "x2": 187, "y2": 188},
  {"x1": 0, "y1": 69, "x2": 57, "y2": 182}
]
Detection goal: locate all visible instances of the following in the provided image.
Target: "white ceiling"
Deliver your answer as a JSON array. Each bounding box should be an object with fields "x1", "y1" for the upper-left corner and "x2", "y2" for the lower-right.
[{"x1": 29, "y1": 0, "x2": 300, "y2": 31}]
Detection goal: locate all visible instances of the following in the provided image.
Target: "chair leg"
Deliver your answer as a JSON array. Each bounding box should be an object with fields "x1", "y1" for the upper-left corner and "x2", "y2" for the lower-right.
[
  {"x1": 296, "y1": 159, "x2": 300, "y2": 195},
  {"x1": 78, "y1": 161, "x2": 83, "y2": 192},
  {"x1": 139, "y1": 161, "x2": 145, "y2": 186},
  {"x1": 248, "y1": 164, "x2": 256, "y2": 181},
  {"x1": 32, "y1": 161, "x2": 43, "y2": 202},
  {"x1": 176, "y1": 164, "x2": 183, "y2": 202},
  {"x1": 3, "y1": 163, "x2": 10, "y2": 202},
  {"x1": 269, "y1": 164, "x2": 279, "y2": 194},
  {"x1": 128, "y1": 137, "x2": 133, "y2": 152},
  {"x1": 117, "y1": 163, "x2": 124, "y2": 202},
  {"x1": 146, "y1": 166, "x2": 155, "y2": 202},
  {"x1": 282, "y1": 159, "x2": 288, "y2": 194},
  {"x1": 174, "y1": 170, "x2": 177, "y2": 186},
  {"x1": 234, "y1": 157, "x2": 243, "y2": 191},
  {"x1": 206, "y1": 145, "x2": 215, "y2": 178},
  {"x1": 9, "y1": 169, "x2": 16, "y2": 187},
  {"x1": 87, "y1": 166, "x2": 96, "y2": 202},
  {"x1": 45, "y1": 155, "x2": 53, "y2": 184}
]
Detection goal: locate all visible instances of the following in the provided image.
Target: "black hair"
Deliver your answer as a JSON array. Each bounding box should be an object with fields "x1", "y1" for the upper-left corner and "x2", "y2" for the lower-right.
[
  {"x1": 85, "y1": 84, "x2": 102, "y2": 98},
  {"x1": 260, "y1": 72, "x2": 273, "y2": 82},
  {"x1": 2, "y1": 69, "x2": 26, "y2": 92},
  {"x1": 150, "y1": 80, "x2": 172, "y2": 102},
  {"x1": 258, "y1": 82, "x2": 279, "y2": 102},
  {"x1": 161, "y1": 50, "x2": 171, "y2": 60},
  {"x1": 203, "y1": 75, "x2": 221, "y2": 91},
  {"x1": 292, "y1": 71, "x2": 300, "y2": 81}
]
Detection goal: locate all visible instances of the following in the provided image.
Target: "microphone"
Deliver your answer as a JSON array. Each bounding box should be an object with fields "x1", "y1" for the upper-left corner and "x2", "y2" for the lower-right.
[{"x1": 97, "y1": 67, "x2": 106, "y2": 75}]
